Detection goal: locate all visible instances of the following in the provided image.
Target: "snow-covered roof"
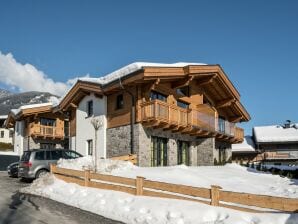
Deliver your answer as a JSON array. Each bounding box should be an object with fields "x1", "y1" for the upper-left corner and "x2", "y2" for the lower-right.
[
  {"x1": 232, "y1": 136, "x2": 256, "y2": 153},
  {"x1": 253, "y1": 124, "x2": 298, "y2": 143},
  {"x1": 77, "y1": 62, "x2": 207, "y2": 86},
  {"x1": 11, "y1": 102, "x2": 53, "y2": 116},
  {"x1": 0, "y1": 115, "x2": 8, "y2": 120}
]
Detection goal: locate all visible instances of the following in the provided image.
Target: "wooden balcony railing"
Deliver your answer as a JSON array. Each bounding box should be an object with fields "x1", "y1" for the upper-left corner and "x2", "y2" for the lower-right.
[
  {"x1": 29, "y1": 124, "x2": 64, "y2": 139},
  {"x1": 140, "y1": 99, "x2": 243, "y2": 142}
]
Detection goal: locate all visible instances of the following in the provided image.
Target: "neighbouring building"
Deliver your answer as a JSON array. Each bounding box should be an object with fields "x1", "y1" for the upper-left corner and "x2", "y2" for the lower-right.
[
  {"x1": 57, "y1": 62, "x2": 250, "y2": 166},
  {"x1": 252, "y1": 121, "x2": 298, "y2": 165},
  {"x1": 0, "y1": 115, "x2": 13, "y2": 145},
  {"x1": 5, "y1": 103, "x2": 68, "y2": 156},
  {"x1": 232, "y1": 136, "x2": 258, "y2": 163}
]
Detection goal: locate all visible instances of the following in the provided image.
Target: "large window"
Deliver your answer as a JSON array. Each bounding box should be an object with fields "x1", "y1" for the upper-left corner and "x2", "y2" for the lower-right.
[
  {"x1": 218, "y1": 116, "x2": 226, "y2": 133},
  {"x1": 176, "y1": 86, "x2": 189, "y2": 97},
  {"x1": 177, "y1": 141, "x2": 190, "y2": 165},
  {"x1": 87, "y1": 100, "x2": 93, "y2": 117},
  {"x1": 87, "y1": 139, "x2": 93, "y2": 156},
  {"x1": 150, "y1": 91, "x2": 167, "y2": 102},
  {"x1": 151, "y1": 137, "x2": 168, "y2": 167},
  {"x1": 40, "y1": 118, "x2": 56, "y2": 126},
  {"x1": 116, "y1": 94, "x2": 124, "y2": 110},
  {"x1": 177, "y1": 100, "x2": 189, "y2": 109}
]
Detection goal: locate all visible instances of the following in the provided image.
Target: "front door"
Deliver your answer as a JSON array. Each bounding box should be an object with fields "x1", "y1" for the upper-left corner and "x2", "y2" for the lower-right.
[{"x1": 151, "y1": 137, "x2": 168, "y2": 167}]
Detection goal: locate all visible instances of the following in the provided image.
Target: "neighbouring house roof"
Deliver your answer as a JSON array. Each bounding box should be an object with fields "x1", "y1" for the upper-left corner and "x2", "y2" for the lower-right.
[
  {"x1": 0, "y1": 115, "x2": 8, "y2": 120},
  {"x1": 253, "y1": 124, "x2": 298, "y2": 143},
  {"x1": 232, "y1": 136, "x2": 256, "y2": 153},
  {"x1": 5, "y1": 102, "x2": 54, "y2": 128}
]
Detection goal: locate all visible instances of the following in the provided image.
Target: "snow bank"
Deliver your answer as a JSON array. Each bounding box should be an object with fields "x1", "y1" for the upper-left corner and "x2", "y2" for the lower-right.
[
  {"x1": 57, "y1": 157, "x2": 298, "y2": 198},
  {"x1": 57, "y1": 156, "x2": 135, "y2": 173},
  {"x1": 21, "y1": 174, "x2": 297, "y2": 224}
]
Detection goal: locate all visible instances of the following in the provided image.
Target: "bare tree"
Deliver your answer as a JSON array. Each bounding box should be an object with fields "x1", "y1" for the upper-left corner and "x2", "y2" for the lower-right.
[{"x1": 91, "y1": 116, "x2": 103, "y2": 172}]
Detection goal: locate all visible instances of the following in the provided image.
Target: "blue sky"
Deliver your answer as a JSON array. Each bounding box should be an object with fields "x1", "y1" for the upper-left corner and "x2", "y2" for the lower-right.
[{"x1": 0, "y1": 0, "x2": 297, "y2": 134}]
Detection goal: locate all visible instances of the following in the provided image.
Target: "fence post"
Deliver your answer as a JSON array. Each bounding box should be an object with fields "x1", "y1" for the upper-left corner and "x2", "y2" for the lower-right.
[
  {"x1": 84, "y1": 170, "x2": 91, "y2": 187},
  {"x1": 50, "y1": 163, "x2": 54, "y2": 174},
  {"x1": 136, "y1": 176, "x2": 145, "y2": 196},
  {"x1": 211, "y1": 185, "x2": 222, "y2": 206}
]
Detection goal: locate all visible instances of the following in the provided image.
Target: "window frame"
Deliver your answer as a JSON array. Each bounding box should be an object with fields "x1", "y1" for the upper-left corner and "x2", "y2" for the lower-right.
[
  {"x1": 115, "y1": 94, "x2": 124, "y2": 110},
  {"x1": 87, "y1": 139, "x2": 93, "y2": 156},
  {"x1": 87, "y1": 100, "x2": 94, "y2": 117}
]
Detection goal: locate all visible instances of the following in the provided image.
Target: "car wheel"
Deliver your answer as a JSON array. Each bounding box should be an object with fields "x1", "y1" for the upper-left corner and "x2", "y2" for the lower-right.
[{"x1": 36, "y1": 169, "x2": 48, "y2": 179}]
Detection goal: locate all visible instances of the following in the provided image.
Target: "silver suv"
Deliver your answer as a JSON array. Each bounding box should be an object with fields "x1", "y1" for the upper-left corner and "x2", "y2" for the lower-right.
[{"x1": 19, "y1": 149, "x2": 82, "y2": 179}]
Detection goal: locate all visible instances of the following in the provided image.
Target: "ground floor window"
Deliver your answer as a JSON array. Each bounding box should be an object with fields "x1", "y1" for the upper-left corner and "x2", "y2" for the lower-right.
[
  {"x1": 218, "y1": 147, "x2": 227, "y2": 164},
  {"x1": 87, "y1": 139, "x2": 93, "y2": 156},
  {"x1": 151, "y1": 136, "x2": 168, "y2": 167},
  {"x1": 177, "y1": 141, "x2": 190, "y2": 165},
  {"x1": 40, "y1": 143, "x2": 56, "y2": 149}
]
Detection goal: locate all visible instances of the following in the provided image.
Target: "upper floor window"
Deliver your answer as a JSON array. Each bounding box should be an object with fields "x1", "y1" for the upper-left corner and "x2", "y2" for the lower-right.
[
  {"x1": 116, "y1": 94, "x2": 124, "y2": 110},
  {"x1": 218, "y1": 116, "x2": 226, "y2": 133},
  {"x1": 9, "y1": 130, "x2": 13, "y2": 138},
  {"x1": 150, "y1": 91, "x2": 167, "y2": 102},
  {"x1": 0, "y1": 131, "x2": 4, "y2": 138},
  {"x1": 176, "y1": 86, "x2": 189, "y2": 97},
  {"x1": 40, "y1": 118, "x2": 56, "y2": 127},
  {"x1": 177, "y1": 100, "x2": 189, "y2": 109},
  {"x1": 87, "y1": 100, "x2": 93, "y2": 117}
]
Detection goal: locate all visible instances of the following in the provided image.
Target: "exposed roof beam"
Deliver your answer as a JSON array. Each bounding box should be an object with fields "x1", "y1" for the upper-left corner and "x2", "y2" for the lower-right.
[
  {"x1": 229, "y1": 116, "x2": 243, "y2": 123},
  {"x1": 171, "y1": 75, "x2": 194, "y2": 89},
  {"x1": 197, "y1": 74, "x2": 217, "y2": 87},
  {"x1": 216, "y1": 98, "x2": 236, "y2": 109}
]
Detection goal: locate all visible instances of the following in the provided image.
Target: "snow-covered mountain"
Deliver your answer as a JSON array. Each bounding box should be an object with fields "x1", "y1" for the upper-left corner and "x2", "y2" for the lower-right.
[
  {"x1": 0, "y1": 89, "x2": 59, "y2": 115},
  {"x1": 0, "y1": 89, "x2": 13, "y2": 98}
]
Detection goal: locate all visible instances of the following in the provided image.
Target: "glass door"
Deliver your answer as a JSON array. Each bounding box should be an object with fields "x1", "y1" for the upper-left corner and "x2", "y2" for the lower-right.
[
  {"x1": 151, "y1": 137, "x2": 168, "y2": 166},
  {"x1": 177, "y1": 141, "x2": 190, "y2": 165}
]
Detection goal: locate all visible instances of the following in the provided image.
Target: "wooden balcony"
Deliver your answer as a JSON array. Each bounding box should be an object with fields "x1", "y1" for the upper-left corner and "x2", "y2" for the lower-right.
[
  {"x1": 140, "y1": 100, "x2": 243, "y2": 143},
  {"x1": 29, "y1": 124, "x2": 64, "y2": 139}
]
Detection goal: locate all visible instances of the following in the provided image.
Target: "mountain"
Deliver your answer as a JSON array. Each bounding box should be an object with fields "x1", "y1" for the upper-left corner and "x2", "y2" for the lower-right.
[
  {"x1": 0, "y1": 89, "x2": 60, "y2": 115},
  {"x1": 0, "y1": 89, "x2": 13, "y2": 98}
]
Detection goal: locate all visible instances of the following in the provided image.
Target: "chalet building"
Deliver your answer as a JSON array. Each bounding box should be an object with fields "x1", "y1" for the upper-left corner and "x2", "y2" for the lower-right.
[
  {"x1": 5, "y1": 103, "x2": 68, "y2": 155},
  {"x1": 252, "y1": 122, "x2": 298, "y2": 165},
  {"x1": 0, "y1": 115, "x2": 13, "y2": 145},
  {"x1": 232, "y1": 136, "x2": 258, "y2": 163},
  {"x1": 57, "y1": 62, "x2": 250, "y2": 166}
]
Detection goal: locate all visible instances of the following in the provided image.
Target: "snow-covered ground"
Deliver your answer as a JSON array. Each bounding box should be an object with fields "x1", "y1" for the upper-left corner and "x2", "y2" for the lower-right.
[
  {"x1": 56, "y1": 157, "x2": 298, "y2": 198},
  {"x1": 21, "y1": 174, "x2": 297, "y2": 224}
]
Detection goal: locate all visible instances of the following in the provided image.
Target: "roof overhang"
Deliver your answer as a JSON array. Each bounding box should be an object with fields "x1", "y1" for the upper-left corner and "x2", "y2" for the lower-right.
[
  {"x1": 58, "y1": 80, "x2": 103, "y2": 111},
  {"x1": 102, "y1": 64, "x2": 250, "y2": 122}
]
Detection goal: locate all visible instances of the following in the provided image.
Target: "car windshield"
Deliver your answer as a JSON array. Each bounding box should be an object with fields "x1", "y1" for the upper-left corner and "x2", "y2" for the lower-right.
[
  {"x1": 63, "y1": 151, "x2": 82, "y2": 159},
  {"x1": 20, "y1": 151, "x2": 31, "y2": 162}
]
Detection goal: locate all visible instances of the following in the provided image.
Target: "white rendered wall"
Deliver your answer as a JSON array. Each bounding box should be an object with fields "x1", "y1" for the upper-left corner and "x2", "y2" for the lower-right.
[
  {"x1": 75, "y1": 94, "x2": 107, "y2": 159},
  {"x1": 14, "y1": 121, "x2": 24, "y2": 156},
  {"x1": 0, "y1": 128, "x2": 13, "y2": 144}
]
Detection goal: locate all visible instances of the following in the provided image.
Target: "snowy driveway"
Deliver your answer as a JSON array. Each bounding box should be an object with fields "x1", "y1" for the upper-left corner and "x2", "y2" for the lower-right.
[{"x1": 0, "y1": 172, "x2": 123, "y2": 224}]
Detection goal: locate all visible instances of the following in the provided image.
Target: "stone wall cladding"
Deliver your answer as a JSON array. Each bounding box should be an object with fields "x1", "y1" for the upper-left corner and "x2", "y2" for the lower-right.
[
  {"x1": 106, "y1": 125, "x2": 131, "y2": 158},
  {"x1": 107, "y1": 123, "x2": 218, "y2": 167},
  {"x1": 196, "y1": 138, "x2": 215, "y2": 166}
]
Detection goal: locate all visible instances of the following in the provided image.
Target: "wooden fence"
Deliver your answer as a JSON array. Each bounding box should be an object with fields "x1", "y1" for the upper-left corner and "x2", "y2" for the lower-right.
[
  {"x1": 110, "y1": 154, "x2": 137, "y2": 165},
  {"x1": 50, "y1": 165, "x2": 298, "y2": 213}
]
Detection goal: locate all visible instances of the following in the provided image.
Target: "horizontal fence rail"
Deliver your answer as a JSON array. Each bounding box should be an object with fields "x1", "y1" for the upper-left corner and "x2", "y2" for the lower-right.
[{"x1": 50, "y1": 165, "x2": 298, "y2": 213}]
